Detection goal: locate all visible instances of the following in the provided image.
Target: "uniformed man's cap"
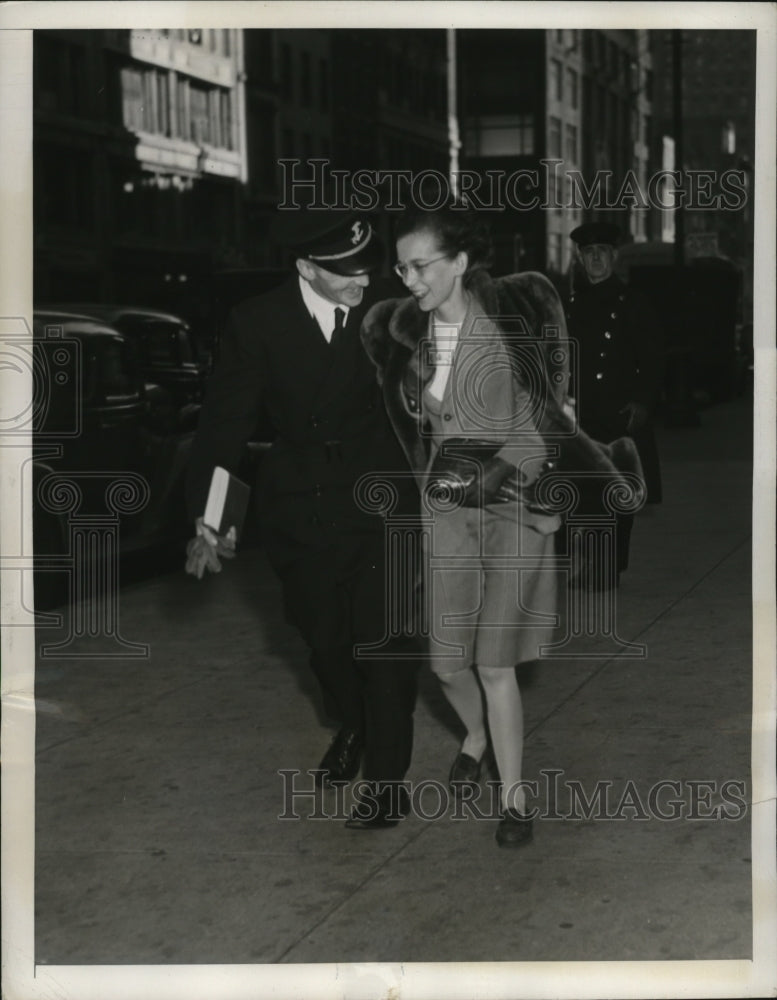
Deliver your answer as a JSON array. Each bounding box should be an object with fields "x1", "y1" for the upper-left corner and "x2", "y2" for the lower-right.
[
  {"x1": 274, "y1": 210, "x2": 383, "y2": 276},
  {"x1": 570, "y1": 221, "x2": 623, "y2": 248}
]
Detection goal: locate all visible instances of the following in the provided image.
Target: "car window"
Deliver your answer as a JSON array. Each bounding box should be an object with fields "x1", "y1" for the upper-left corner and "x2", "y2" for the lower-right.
[
  {"x1": 176, "y1": 328, "x2": 194, "y2": 364},
  {"x1": 100, "y1": 339, "x2": 140, "y2": 399},
  {"x1": 117, "y1": 317, "x2": 186, "y2": 366}
]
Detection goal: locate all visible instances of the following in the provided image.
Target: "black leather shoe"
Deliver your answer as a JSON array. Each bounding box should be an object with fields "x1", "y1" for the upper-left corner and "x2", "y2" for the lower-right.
[
  {"x1": 316, "y1": 728, "x2": 363, "y2": 786},
  {"x1": 496, "y1": 808, "x2": 534, "y2": 848},
  {"x1": 448, "y1": 750, "x2": 482, "y2": 795},
  {"x1": 345, "y1": 784, "x2": 410, "y2": 830}
]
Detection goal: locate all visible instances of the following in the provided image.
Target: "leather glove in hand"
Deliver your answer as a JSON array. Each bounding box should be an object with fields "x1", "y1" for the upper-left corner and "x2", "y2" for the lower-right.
[
  {"x1": 185, "y1": 518, "x2": 236, "y2": 579},
  {"x1": 428, "y1": 439, "x2": 516, "y2": 508}
]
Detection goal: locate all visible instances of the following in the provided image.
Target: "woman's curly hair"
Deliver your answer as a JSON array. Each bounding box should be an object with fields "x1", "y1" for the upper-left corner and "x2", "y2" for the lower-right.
[{"x1": 393, "y1": 196, "x2": 494, "y2": 286}]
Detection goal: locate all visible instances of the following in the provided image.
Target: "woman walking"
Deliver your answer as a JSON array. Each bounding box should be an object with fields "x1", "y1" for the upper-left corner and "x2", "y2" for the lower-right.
[{"x1": 362, "y1": 201, "x2": 641, "y2": 847}]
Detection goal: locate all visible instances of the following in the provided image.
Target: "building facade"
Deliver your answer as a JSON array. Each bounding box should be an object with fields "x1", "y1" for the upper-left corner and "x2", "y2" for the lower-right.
[
  {"x1": 457, "y1": 29, "x2": 655, "y2": 282},
  {"x1": 651, "y1": 30, "x2": 755, "y2": 260},
  {"x1": 34, "y1": 28, "x2": 247, "y2": 313}
]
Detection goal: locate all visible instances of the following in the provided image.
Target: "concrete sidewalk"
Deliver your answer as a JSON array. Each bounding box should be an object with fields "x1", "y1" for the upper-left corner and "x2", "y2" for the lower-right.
[{"x1": 33, "y1": 394, "x2": 754, "y2": 966}]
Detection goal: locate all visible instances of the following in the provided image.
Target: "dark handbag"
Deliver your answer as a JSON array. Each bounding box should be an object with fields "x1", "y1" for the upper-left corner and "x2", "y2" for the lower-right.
[{"x1": 428, "y1": 438, "x2": 555, "y2": 512}]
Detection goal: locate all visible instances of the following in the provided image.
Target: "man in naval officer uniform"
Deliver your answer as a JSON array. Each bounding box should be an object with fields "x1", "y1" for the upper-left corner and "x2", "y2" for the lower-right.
[
  {"x1": 185, "y1": 211, "x2": 419, "y2": 829},
  {"x1": 565, "y1": 221, "x2": 663, "y2": 586}
]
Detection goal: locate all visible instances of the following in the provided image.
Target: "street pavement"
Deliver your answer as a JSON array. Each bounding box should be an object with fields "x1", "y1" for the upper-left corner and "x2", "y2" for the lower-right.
[{"x1": 31, "y1": 393, "x2": 757, "y2": 970}]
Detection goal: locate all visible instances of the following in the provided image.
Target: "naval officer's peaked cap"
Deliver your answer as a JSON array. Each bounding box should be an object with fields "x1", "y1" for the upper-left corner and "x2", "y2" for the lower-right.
[
  {"x1": 570, "y1": 221, "x2": 623, "y2": 248},
  {"x1": 275, "y1": 210, "x2": 384, "y2": 276}
]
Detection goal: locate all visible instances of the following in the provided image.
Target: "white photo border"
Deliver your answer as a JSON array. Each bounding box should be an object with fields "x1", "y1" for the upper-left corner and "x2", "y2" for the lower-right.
[{"x1": 1, "y1": 3, "x2": 775, "y2": 999}]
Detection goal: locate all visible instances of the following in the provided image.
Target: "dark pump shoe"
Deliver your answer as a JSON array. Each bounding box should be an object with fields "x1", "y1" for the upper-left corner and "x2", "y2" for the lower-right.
[
  {"x1": 496, "y1": 808, "x2": 534, "y2": 848},
  {"x1": 448, "y1": 750, "x2": 482, "y2": 795},
  {"x1": 345, "y1": 784, "x2": 410, "y2": 830},
  {"x1": 316, "y1": 728, "x2": 363, "y2": 786}
]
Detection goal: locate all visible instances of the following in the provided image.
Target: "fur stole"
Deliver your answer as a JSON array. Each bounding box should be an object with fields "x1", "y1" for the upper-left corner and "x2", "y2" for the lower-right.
[{"x1": 361, "y1": 270, "x2": 644, "y2": 504}]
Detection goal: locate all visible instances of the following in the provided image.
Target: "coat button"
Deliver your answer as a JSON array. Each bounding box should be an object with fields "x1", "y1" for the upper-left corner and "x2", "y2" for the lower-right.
[
  {"x1": 600, "y1": 351, "x2": 606, "y2": 358},
  {"x1": 596, "y1": 372, "x2": 604, "y2": 380},
  {"x1": 604, "y1": 332, "x2": 611, "y2": 339},
  {"x1": 611, "y1": 312, "x2": 617, "y2": 319},
  {"x1": 443, "y1": 413, "x2": 452, "y2": 421}
]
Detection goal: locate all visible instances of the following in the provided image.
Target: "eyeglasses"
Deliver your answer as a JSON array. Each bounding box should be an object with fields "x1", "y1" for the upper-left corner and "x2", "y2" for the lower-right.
[{"x1": 393, "y1": 254, "x2": 450, "y2": 281}]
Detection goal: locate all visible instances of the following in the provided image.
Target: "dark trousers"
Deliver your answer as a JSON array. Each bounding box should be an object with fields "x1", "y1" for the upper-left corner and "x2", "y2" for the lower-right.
[{"x1": 279, "y1": 531, "x2": 419, "y2": 783}]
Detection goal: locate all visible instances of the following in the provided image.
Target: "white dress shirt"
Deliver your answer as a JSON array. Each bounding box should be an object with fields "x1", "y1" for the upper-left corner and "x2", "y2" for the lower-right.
[{"x1": 299, "y1": 276, "x2": 349, "y2": 342}]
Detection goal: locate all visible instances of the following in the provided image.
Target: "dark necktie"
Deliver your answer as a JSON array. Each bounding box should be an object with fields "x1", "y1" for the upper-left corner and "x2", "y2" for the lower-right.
[{"x1": 331, "y1": 307, "x2": 346, "y2": 349}]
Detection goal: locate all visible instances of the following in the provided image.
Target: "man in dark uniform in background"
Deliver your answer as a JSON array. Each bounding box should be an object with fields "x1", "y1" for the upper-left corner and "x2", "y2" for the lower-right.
[
  {"x1": 566, "y1": 221, "x2": 663, "y2": 587},
  {"x1": 184, "y1": 211, "x2": 419, "y2": 829}
]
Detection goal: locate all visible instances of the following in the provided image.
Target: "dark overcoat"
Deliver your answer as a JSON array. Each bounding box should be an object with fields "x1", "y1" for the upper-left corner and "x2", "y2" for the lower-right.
[
  {"x1": 566, "y1": 273, "x2": 663, "y2": 501},
  {"x1": 186, "y1": 276, "x2": 416, "y2": 578}
]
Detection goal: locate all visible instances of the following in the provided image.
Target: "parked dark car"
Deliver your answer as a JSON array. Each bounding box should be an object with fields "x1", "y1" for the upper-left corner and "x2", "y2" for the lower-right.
[
  {"x1": 33, "y1": 310, "x2": 196, "y2": 608},
  {"x1": 41, "y1": 303, "x2": 208, "y2": 411}
]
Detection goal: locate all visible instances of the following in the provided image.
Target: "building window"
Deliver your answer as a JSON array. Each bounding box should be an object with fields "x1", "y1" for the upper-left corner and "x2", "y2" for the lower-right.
[
  {"x1": 121, "y1": 65, "x2": 145, "y2": 132},
  {"x1": 189, "y1": 84, "x2": 209, "y2": 143},
  {"x1": 188, "y1": 29, "x2": 203, "y2": 46},
  {"x1": 319, "y1": 57, "x2": 329, "y2": 112},
  {"x1": 281, "y1": 43, "x2": 292, "y2": 100},
  {"x1": 645, "y1": 68, "x2": 654, "y2": 101},
  {"x1": 547, "y1": 232, "x2": 562, "y2": 271},
  {"x1": 176, "y1": 76, "x2": 190, "y2": 140},
  {"x1": 464, "y1": 114, "x2": 535, "y2": 157},
  {"x1": 223, "y1": 30, "x2": 232, "y2": 57},
  {"x1": 300, "y1": 50, "x2": 312, "y2": 107},
  {"x1": 608, "y1": 40, "x2": 618, "y2": 79},
  {"x1": 548, "y1": 116, "x2": 561, "y2": 158},
  {"x1": 566, "y1": 67, "x2": 579, "y2": 109},
  {"x1": 722, "y1": 120, "x2": 736, "y2": 154},
  {"x1": 596, "y1": 84, "x2": 606, "y2": 129},
  {"x1": 119, "y1": 63, "x2": 233, "y2": 149},
  {"x1": 565, "y1": 123, "x2": 578, "y2": 162},
  {"x1": 550, "y1": 59, "x2": 563, "y2": 102},
  {"x1": 118, "y1": 64, "x2": 175, "y2": 138},
  {"x1": 221, "y1": 90, "x2": 234, "y2": 150},
  {"x1": 249, "y1": 99, "x2": 276, "y2": 193},
  {"x1": 208, "y1": 89, "x2": 222, "y2": 147},
  {"x1": 622, "y1": 50, "x2": 631, "y2": 89}
]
